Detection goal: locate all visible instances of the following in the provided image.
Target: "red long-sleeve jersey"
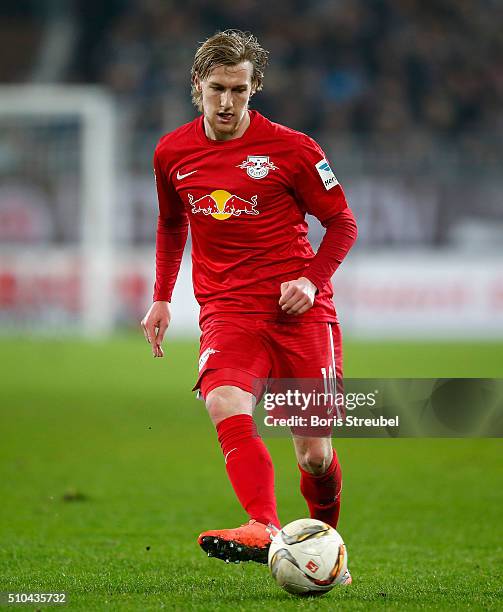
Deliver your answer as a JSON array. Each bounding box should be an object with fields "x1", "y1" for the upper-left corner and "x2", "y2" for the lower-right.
[{"x1": 153, "y1": 110, "x2": 357, "y2": 326}]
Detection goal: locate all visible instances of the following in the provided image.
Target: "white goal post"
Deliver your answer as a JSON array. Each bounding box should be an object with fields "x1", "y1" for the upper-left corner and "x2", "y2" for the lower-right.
[{"x1": 0, "y1": 85, "x2": 116, "y2": 335}]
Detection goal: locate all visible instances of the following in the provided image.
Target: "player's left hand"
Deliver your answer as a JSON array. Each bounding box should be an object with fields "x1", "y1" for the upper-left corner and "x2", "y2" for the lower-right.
[{"x1": 279, "y1": 276, "x2": 317, "y2": 315}]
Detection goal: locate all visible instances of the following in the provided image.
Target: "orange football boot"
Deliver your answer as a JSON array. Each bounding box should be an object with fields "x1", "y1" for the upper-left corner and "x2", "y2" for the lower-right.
[{"x1": 198, "y1": 519, "x2": 278, "y2": 564}]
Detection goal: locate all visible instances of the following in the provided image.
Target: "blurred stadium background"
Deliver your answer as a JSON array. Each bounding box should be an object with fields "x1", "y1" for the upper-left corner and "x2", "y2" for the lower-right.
[{"x1": 1, "y1": 0, "x2": 502, "y2": 339}]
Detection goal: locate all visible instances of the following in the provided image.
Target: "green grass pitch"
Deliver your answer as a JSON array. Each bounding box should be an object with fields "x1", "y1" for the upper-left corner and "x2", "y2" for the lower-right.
[{"x1": 0, "y1": 337, "x2": 502, "y2": 610}]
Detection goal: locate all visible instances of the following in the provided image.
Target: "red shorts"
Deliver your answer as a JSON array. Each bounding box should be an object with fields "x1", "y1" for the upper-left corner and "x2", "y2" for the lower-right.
[{"x1": 193, "y1": 317, "x2": 343, "y2": 402}]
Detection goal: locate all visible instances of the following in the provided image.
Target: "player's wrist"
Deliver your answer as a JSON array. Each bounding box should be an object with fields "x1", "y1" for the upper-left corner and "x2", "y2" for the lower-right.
[{"x1": 299, "y1": 276, "x2": 319, "y2": 294}]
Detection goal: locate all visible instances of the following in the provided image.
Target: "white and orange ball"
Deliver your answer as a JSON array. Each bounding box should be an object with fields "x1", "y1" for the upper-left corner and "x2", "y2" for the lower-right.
[{"x1": 268, "y1": 518, "x2": 348, "y2": 596}]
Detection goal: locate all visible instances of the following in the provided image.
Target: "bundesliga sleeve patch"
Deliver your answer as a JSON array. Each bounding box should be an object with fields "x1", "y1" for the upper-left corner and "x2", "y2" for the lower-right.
[{"x1": 315, "y1": 158, "x2": 339, "y2": 191}]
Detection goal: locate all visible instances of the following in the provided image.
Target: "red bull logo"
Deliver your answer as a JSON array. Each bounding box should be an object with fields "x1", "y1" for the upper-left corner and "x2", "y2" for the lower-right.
[{"x1": 188, "y1": 190, "x2": 259, "y2": 220}]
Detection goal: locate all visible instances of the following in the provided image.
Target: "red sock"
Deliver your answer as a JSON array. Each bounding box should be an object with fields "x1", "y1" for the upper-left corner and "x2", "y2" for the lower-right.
[
  {"x1": 216, "y1": 414, "x2": 280, "y2": 528},
  {"x1": 299, "y1": 449, "x2": 342, "y2": 529}
]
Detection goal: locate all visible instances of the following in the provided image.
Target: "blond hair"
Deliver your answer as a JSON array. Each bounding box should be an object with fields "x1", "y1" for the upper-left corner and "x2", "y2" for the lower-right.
[{"x1": 191, "y1": 30, "x2": 269, "y2": 111}]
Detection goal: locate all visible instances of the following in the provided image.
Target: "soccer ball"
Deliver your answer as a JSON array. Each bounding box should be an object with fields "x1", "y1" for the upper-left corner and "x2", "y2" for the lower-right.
[{"x1": 268, "y1": 518, "x2": 348, "y2": 596}]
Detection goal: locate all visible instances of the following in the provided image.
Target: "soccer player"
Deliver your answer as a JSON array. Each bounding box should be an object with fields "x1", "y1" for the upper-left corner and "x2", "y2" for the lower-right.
[{"x1": 141, "y1": 30, "x2": 357, "y2": 578}]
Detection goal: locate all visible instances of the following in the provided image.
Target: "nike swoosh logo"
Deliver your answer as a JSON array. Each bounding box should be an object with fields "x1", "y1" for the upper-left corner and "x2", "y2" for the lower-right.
[{"x1": 176, "y1": 169, "x2": 197, "y2": 180}]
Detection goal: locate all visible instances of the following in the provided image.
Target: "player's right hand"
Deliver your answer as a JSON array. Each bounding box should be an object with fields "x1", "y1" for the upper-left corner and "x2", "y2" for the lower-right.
[{"x1": 140, "y1": 301, "x2": 171, "y2": 358}]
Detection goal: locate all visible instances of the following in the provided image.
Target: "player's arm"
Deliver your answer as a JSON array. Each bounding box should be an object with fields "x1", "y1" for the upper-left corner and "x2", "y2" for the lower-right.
[
  {"x1": 141, "y1": 147, "x2": 189, "y2": 357},
  {"x1": 301, "y1": 206, "x2": 358, "y2": 295},
  {"x1": 279, "y1": 137, "x2": 357, "y2": 315}
]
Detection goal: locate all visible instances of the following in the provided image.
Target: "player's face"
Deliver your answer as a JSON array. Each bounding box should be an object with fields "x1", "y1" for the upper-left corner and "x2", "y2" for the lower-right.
[{"x1": 197, "y1": 62, "x2": 255, "y2": 140}]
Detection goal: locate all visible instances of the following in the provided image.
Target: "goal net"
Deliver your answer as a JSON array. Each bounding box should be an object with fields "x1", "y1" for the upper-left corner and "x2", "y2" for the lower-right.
[{"x1": 0, "y1": 85, "x2": 116, "y2": 336}]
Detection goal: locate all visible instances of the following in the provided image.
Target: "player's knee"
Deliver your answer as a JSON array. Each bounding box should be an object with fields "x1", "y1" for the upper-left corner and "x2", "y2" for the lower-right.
[
  {"x1": 205, "y1": 387, "x2": 252, "y2": 425},
  {"x1": 298, "y1": 447, "x2": 332, "y2": 475}
]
